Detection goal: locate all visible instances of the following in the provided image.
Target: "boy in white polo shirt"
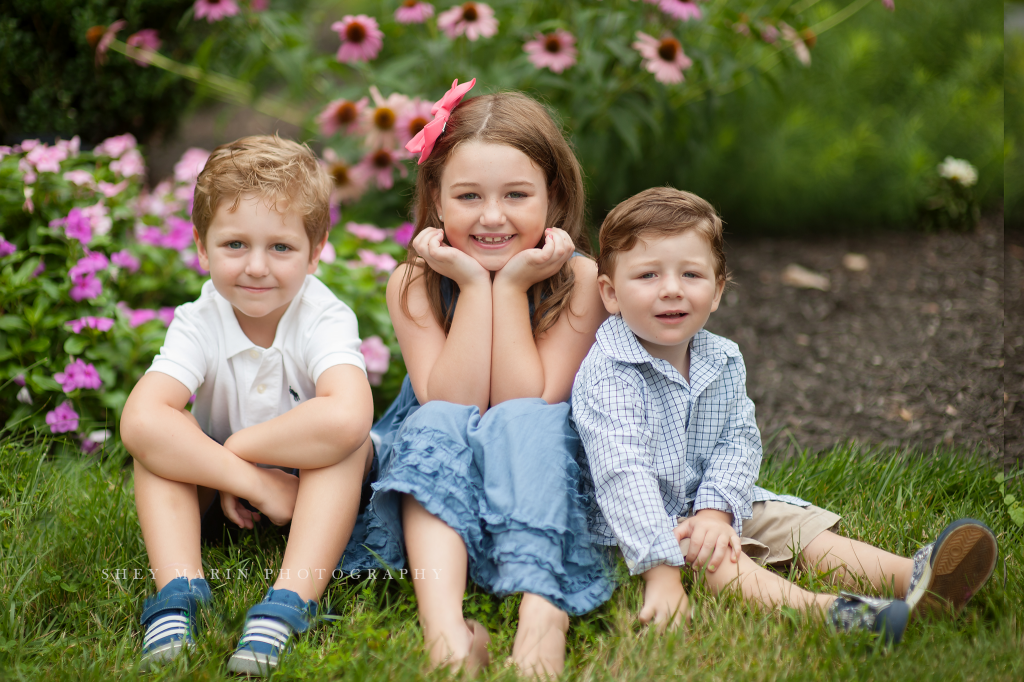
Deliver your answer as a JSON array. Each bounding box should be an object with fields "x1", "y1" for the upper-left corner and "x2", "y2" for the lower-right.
[{"x1": 120, "y1": 135, "x2": 374, "y2": 675}]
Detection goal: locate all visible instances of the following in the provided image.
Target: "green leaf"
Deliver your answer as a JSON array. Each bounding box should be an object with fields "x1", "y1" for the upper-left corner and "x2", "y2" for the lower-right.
[
  {"x1": 1009, "y1": 506, "x2": 1024, "y2": 528},
  {"x1": 64, "y1": 336, "x2": 87, "y2": 356},
  {"x1": 995, "y1": 473, "x2": 1005, "y2": 484},
  {"x1": 1005, "y1": 494, "x2": 1017, "y2": 506},
  {"x1": 0, "y1": 315, "x2": 27, "y2": 332},
  {"x1": 59, "y1": 582, "x2": 78, "y2": 592}
]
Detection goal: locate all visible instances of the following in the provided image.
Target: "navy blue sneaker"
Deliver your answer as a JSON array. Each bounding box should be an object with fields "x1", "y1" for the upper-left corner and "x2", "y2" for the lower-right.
[
  {"x1": 226, "y1": 587, "x2": 317, "y2": 676},
  {"x1": 139, "y1": 576, "x2": 212, "y2": 671},
  {"x1": 905, "y1": 518, "x2": 998, "y2": 618},
  {"x1": 829, "y1": 592, "x2": 910, "y2": 645}
]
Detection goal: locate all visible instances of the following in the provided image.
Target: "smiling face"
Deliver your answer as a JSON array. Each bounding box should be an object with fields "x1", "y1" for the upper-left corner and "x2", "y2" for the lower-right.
[
  {"x1": 196, "y1": 194, "x2": 325, "y2": 345},
  {"x1": 598, "y1": 229, "x2": 725, "y2": 368},
  {"x1": 435, "y1": 141, "x2": 549, "y2": 272}
]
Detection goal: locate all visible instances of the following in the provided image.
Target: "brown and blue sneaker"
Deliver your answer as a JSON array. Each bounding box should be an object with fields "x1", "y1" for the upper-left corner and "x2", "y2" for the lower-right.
[
  {"x1": 905, "y1": 518, "x2": 997, "y2": 619},
  {"x1": 828, "y1": 592, "x2": 910, "y2": 644}
]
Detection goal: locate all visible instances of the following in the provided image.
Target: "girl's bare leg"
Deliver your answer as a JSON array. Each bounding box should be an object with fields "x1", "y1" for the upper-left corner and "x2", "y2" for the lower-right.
[
  {"x1": 511, "y1": 594, "x2": 570, "y2": 678},
  {"x1": 402, "y1": 495, "x2": 480, "y2": 669},
  {"x1": 799, "y1": 531, "x2": 914, "y2": 596},
  {"x1": 273, "y1": 438, "x2": 373, "y2": 602},
  {"x1": 702, "y1": 552, "x2": 836, "y2": 612}
]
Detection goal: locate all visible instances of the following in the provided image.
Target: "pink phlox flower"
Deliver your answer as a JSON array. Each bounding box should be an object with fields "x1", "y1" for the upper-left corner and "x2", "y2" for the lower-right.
[
  {"x1": 331, "y1": 15, "x2": 384, "y2": 63},
  {"x1": 395, "y1": 1, "x2": 434, "y2": 24},
  {"x1": 880, "y1": 0, "x2": 894, "y2": 10},
  {"x1": 55, "y1": 359, "x2": 103, "y2": 392},
  {"x1": 14, "y1": 374, "x2": 26, "y2": 387},
  {"x1": 359, "y1": 336, "x2": 391, "y2": 385},
  {"x1": 66, "y1": 316, "x2": 115, "y2": 334},
  {"x1": 118, "y1": 302, "x2": 159, "y2": 328},
  {"x1": 251, "y1": 0, "x2": 270, "y2": 11},
  {"x1": 46, "y1": 401, "x2": 79, "y2": 434},
  {"x1": 70, "y1": 271, "x2": 103, "y2": 301},
  {"x1": 158, "y1": 307, "x2": 176, "y2": 326},
  {"x1": 62, "y1": 207, "x2": 93, "y2": 243},
  {"x1": 82, "y1": 202, "x2": 112, "y2": 237},
  {"x1": 524, "y1": 30, "x2": 578, "y2": 74},
  {"x1": 19, "y1": 139, "x2": 40, "y2": 152},
  {"x1": 138, "y1": 216, "x2": 193, "y2": 251},
  {"x1": 32, "y1": 261, "x2": 45, "y2": 278},
  {"x1": 23, "y1": 187, "x2": 34, "y2": 213},
  {"x1": 633, "y1": 31, "x2": 693, "y2": 84},
  {"x1": 95, "y1": 133, "x2": 137, "y2": 159},
  {"x1": 780, "y1": 22, "x2": 810, "y2": 66},
  {"x1": 760, "y1": 24, "x2": 779, "y2": 44},
  {"x1": 99, "y1": 180, "x2": 130, "y2": 197},
  {"x1": 111, "y1": 249, "x2": 140, "y2": 272},
  {"x1": 352, "y1": 147, "x2": 409, "y2": 191},
  {"x1": 329, "y1": 204, "x2": 341, "y2": 228},
  {"x1": 395, "y1": 98, "x2": 434, "y2": 149},
  {"x1": 658, "y1": 0, "x2": 702, "y2": 21},
  {"x1": 126, "y1": 29, "x2": 161, "y2": 66},
  {"x1": 363, "y1": 86, "x2": 411, "y2": 150},
  {"x1": 95, "y1": 20, "x2": 126, "y2": 66},
  {"x1": 195, "y1": 0, "x2": 240, "y2": 22},
  {"x1": 353, "y1": 249, "x2": 398, "y2": 273},
  {"x1": 69, "y1": 251, "x2": 110, "y2": 280},
  {"x1": 174, "y1": 148, "x2": 211, "y2": 184},
  {"x1": 437, "y1": 2, "x2": 498, "y2": 41},
  {"x1": 55, "y1": 136, "x2": 81, "y2": 157},
  {"x1": 393, "y1": 222, "x2": 415, "y2": 247},
  {"x1": 64, "y1": 169, "x2": 96, "y2": 187},
  {"x1": 317, "y1": 98, "x2": 368, "y2": 137},
  {"x1": 320, "y1": 241, "x2": 336, "y2": 264},
  {"x1": 0, "y1": 237, "x2": 16, "y2": 257},
  {"x1": 26, "y1": 144, "x2": 68, "y2": 173},
  {"x1": 182, "y1": 250, "x2": 209, "y2": 274},
  {"x1": 19, "y1": 158, "x2": 37, "y2": 184},
  {"x1": 111, "y1": 148, "x2": 145, "y2": 177},
  {"x1": 0, "y1": 146, "x2": 12, "y2": 161},
  {"x1": 346, "y1": 222, "x2": 388, "y2": 242}
]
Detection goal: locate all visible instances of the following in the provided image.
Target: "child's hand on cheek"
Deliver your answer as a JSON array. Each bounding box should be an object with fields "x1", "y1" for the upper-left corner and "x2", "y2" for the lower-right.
[
  {"x1": 413, "y1": 227, "x2": 490, "y2": 287},
  {"x1": 494, "y1": 227, "x2": 574, "y2": 293}
]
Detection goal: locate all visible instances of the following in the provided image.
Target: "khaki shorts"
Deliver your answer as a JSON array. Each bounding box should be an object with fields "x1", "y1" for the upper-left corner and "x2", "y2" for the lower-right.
[{"x1": 678, "y1": 501, "x2": 841, "y2": 566}]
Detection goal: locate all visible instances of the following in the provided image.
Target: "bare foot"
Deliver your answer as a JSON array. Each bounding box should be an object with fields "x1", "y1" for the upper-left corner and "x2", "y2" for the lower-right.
[
  {"x1": 252, "y1": 468, "x2": 300, "y2": 526},
  {"x1": 425, "y1": 619, "x2": 490, "y2": 674},
  {"x1": 511, "y1": 594, "x2": 569, "y2": 679}
]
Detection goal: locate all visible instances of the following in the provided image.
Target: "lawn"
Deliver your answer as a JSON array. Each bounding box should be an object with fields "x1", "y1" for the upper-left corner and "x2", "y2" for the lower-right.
[{"x1": 0, "y1": 433, "x2": 1020, "y2": 681}]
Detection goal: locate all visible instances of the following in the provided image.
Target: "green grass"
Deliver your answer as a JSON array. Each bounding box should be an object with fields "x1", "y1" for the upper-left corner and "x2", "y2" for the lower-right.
[{"x1": 1, "y1": 434, "x2": 1021, "y2": 681}]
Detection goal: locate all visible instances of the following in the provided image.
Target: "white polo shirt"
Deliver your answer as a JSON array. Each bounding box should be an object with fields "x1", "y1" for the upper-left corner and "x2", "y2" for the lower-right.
[{"x1": 147, "y1": 275, "x2": 366, "y2": 444}]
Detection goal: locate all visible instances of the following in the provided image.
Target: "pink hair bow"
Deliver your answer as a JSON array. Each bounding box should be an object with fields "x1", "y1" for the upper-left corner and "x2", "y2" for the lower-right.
[{"x1": 405, "y1": 78, "x2": 477, "y2": 165}]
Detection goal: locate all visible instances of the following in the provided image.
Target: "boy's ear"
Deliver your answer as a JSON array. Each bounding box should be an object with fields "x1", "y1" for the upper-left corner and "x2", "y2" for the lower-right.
[
  {"x1": 597, "y1": 273, "x2": 620, "y2": 315},
  {"x1": 307, "y1": 232, "x2": 329, "y2": 273},
  {"x1": 709, "y1": 278, "x2": 726, "y2": 314},
  {"x1": 193, "y1": 227, "x2": 210, "y2": 272}
]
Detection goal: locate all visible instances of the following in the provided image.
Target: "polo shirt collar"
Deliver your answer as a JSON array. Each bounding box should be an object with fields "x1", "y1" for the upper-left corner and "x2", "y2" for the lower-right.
[
  {"x1": 596, "y1": 314, "x2": 732, "y2": 394},
  {"x1": 212, "y1": 276, "x2": 311, "y2": 358}
]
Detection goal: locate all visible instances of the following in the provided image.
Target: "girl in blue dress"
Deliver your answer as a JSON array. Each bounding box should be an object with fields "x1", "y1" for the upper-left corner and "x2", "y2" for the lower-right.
[{"x1": 343, "y1": 79, "x2": 613, "y2": 676}]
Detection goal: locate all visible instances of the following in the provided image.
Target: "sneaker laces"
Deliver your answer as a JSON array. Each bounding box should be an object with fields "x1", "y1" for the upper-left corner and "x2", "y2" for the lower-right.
[
  {"x1": 237, "y1": 617, "x2": 293, "y2": 651},
  {"x1": 143, "y1": 612, "x2": 190, "y2": 649}
]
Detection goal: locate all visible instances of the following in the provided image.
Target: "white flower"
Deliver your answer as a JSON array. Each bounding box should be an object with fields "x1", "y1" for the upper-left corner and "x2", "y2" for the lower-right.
[
  {"x1": 87, "y1": 429, "x2": 112, "y2": 443},
  {"x1": 937, "y1": 157, "x2": 977, "y2": 188},
  {"x1": 17, "y1": 387, "x2": 32, "y2": 405}
]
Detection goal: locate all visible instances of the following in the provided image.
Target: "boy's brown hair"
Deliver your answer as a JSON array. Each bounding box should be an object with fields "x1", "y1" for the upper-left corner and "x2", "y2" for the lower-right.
[
  {"x1": 192, "y1": 135, "x2": 333, "y2": 256},
  {"x1": 597, "y1": 186, "x2": 729, "y2": 283}
]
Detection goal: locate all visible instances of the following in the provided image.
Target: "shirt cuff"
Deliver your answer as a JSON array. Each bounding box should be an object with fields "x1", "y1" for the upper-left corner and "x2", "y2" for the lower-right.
[
  {"x1": 692, "y1": 486, "x2": 746, "y2": 536},
  {"x1": 146, "y1": 360, "x2": 201, "y2": 395},
  {"x1": 627, "y1": 530, "x2": 686, "y2": 576},
  {"x1": 310, "y1": 351, "x2": 367, "y2": 384}
]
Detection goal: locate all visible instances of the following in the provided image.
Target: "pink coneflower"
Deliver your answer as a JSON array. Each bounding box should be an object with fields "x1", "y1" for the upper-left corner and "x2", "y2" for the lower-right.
[
  {"x1": 353, "y1": 148, "x2": 409, "y2": 191},
  {"x1": 633, "y1": 32, "x2": 693, "y2": 84},
  {"x1": 126, "y1": 29, "x2": 161, "y2": 66},
  {"x1": 524, "y1": 30, "x2": 577, "y2": 74},
  {"x1": 46, "y1": 401, "x2": 79, "y2": 434},
  {"x1": 437, "y1": 2, "x2": 498, "y2": 41},
  {"x1": 362, "y1": 86, "x2": 411, "y2": 150},
  {"x1": 395, "y1": 0, "x2": 434, "y2": 24},
  {"x1": 659, "y1": 0, "x2": 701, "y2": 21},
  {"x1": 346, "y1": 222, "x2": 389, "y2": 242},
  {"x1": 91, "y1": 20, "x2": 126, "y2": 66},
  {"x1": 322, "y1": 148, "x2": 368, "y2": 204},
  {"x1": 194, "y1": 0, "x2": 240, "y2": 22},
  {"x1": 395, "y1": 98, "x2": 434, "y2": 148},
  {"x1": 317, "y1": 97, "x2": 368, "y2": 137},
  {"x1": 331, "y1": 15, "x2": 384, "y2": 63}
]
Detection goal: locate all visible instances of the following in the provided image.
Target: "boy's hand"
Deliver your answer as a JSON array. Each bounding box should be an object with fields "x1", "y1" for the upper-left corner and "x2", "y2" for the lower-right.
[
  {"x1": 494, "y1": 227, "x2": 574, "y2": 293},
  {"x1": 413, "y1": 227, "x2": 490, "y2": 287},
  {"x1": 220, "y1": 490, "x2": 261, "y2": 529},
  {"x1": 639, "y1": 564, "x2": 690, "y2": 633},
  {"x1": 673, "y1": 509, "x2": 742, "y2": 572}
]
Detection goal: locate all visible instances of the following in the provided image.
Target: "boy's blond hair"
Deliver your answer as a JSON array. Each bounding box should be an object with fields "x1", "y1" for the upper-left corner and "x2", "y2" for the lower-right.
[
  {"x1": 192, "y1": 135, "x2": 333, "y2": 255},
  {"x1": 597, "y1": 187, "x2": 730, "y2": 283}
]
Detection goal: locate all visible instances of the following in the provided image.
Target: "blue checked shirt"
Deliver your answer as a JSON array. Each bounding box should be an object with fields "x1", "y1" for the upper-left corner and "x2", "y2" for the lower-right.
[{"x1": 571, "y1": 315, "x2": 808, "y2": 576}]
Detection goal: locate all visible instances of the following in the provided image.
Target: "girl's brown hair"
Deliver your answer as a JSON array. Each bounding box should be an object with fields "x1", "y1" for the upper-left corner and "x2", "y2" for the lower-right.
[{"x1": 399, "y1": 91, "x2": 588, "y2": 336}]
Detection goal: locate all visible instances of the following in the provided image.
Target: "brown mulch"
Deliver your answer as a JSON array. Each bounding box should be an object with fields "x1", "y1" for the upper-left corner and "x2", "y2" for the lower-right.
[
  {"x1": 704, "y1": 217, "x2": 1008, "y2": 465},
  {"x1": 1005, "y1": 227, "x2": 1024, "y2": 470}
]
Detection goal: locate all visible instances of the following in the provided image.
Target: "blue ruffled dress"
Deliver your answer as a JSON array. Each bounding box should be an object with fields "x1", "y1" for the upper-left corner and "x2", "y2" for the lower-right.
[{"x1": 340, "y1": 275, "x2": 614, "y2": 616}]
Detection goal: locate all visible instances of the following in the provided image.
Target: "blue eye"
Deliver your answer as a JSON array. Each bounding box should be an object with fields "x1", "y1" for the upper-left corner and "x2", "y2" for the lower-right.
[
  {"x1": 459, "y1": 192, "x2": 479, "y2": 200},
  {"x1": 227, "y1": 241, "x2": 243, "y2": 250},
  {"x1": 273, "y1": 244, "x2": 290, "y2": 253},
  {"x1": 684, "y1": 271, "x2": 698, "y2": 278},
  {"x1": 507, "y1": 191, "x2": 527, "y2": 199},
  {"x1": 640, "y1": 272, "x2": 656, "y2": 279}
]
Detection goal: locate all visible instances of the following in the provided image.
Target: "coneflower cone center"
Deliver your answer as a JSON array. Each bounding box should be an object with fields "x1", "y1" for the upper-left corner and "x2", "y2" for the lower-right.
[
  {"x1": 408, "y1": 117, "x2": 428, "y2": 137},
  {"x1": 346, "y1": 22, "x2": 367, "y2": 43},
  {"x1": 461, "y1": 3, "x2": 478, "y2": 21},
  {"x1": 658, "y1": 39, "x2": 679, "y2": 61},
  {"x1": 336, "y1": 102, "x2": 358, "y2": 125},
  {"x1": 330, "y1": 163, "x2": 349, "y2": 185},
  {"x1": 544, "y1": 36, "x2": 562, "y2": 53},
  {"x1": 374, "y1": 108, "x2": 396, "y2": 130},
  {"x1": 372, "y1": 150, "x2": 392, "y2": 168}
]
